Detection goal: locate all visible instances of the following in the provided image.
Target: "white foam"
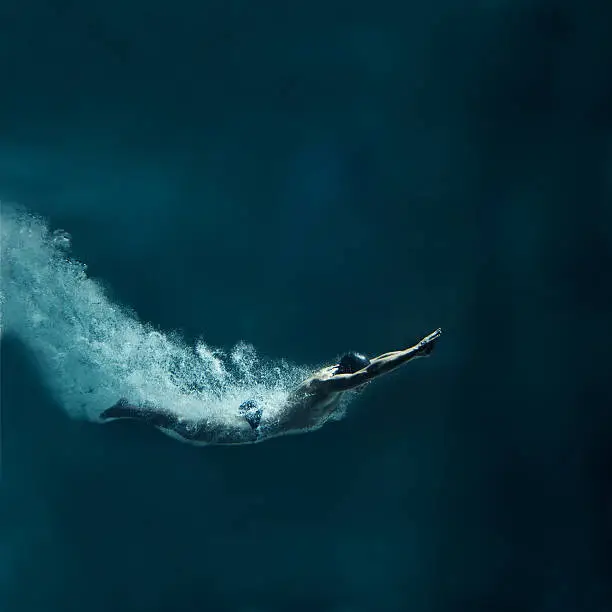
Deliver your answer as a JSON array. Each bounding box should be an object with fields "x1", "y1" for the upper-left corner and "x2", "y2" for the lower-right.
[{"x1": 0, "y1": 204, "x2": 312, "y2": 428}]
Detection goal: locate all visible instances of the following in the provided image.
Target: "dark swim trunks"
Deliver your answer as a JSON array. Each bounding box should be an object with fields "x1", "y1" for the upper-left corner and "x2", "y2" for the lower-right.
[{"x1": 238, "y1": 399, "x2": 262, "y2": 430}]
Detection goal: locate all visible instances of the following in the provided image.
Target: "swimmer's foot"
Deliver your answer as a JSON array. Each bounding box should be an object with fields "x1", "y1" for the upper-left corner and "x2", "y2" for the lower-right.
[
  {"x1": 100, "y1": 399, "x2": 135, "y2": 420},
  {"x1": 415, "y1": 328, "x2": 442, "y2": 357}
]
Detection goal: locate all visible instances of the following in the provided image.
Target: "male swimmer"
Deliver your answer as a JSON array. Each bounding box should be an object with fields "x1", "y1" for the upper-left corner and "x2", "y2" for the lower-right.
[{"x1": 100, "y1": 328, "x2": 442, "y2": 446}]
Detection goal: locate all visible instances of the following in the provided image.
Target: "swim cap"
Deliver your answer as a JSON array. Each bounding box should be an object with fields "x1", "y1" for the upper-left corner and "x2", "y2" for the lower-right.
[{"x1": 337, "y1": 352, "x2": 371, "y2": 374}]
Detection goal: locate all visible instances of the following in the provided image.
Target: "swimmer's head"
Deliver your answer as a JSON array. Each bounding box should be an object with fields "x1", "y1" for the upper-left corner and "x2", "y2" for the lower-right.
[{"x1": 337, "y1": 351, "x2": 371, "y2": 374}]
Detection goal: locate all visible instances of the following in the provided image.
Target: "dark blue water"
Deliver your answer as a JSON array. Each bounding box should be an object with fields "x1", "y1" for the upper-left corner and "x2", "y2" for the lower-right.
[{"x1": 2, "y1": 1, "x2": 612, "y2": 611}]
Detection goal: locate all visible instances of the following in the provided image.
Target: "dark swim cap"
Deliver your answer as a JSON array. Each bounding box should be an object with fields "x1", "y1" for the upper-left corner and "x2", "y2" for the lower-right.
[{"x1": 337, "y1": 352, "x2": 371, "y2": 374}]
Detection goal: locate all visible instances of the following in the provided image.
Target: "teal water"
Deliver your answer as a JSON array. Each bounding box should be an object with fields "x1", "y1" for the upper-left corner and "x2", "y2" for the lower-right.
[{"x1": 1, "y1": 1, "x2": 612, "y2": 611}]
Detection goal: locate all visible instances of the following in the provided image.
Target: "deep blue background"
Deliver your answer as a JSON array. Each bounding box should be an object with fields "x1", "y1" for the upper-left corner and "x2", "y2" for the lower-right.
[{"x1": 1, "y1": 1, "x2": 612, "y2": 610}]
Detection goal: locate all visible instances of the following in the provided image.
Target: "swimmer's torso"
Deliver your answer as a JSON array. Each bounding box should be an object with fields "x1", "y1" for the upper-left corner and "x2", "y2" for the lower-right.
[{"x1": 277, "y1": 366, "x2": 343, "y2": 432}]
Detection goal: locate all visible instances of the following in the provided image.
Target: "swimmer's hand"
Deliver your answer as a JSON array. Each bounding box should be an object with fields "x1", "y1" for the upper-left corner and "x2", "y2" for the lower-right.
[{"x1": 414, "y1": 328, "x2": 442, "y2": 357}]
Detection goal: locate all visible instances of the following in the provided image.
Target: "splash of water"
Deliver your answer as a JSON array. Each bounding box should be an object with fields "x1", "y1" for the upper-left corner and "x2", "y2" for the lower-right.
[{"x1": 0, "y1": 204, "x2": 311, "y2": 425}]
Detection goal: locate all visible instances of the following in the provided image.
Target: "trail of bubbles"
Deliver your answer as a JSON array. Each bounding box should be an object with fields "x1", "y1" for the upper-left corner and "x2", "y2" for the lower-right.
[{"x1": 0, "y1": 204, "x2": 310, "y2": 424}]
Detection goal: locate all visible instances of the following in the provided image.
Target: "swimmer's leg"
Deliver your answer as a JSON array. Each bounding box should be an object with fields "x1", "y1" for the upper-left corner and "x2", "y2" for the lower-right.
[
  {"x1": 100, "y1": 399, "x2": 177, "y2": 429},
  {"x1": 101, "y1": 400, "x2": 263, "y2": 445},
  {"x1": 101, "y1": 399, "x2": 214, "y2": 442}
]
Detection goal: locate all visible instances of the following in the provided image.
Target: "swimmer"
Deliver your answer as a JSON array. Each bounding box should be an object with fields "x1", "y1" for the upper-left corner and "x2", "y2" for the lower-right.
[{"x1": 100, "y1": 327, "x2": 442, "y2": 446}]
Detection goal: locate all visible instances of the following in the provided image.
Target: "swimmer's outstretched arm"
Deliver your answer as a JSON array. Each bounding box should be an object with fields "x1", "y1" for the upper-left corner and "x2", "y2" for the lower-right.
[{"x1": 326, "y1": 328, "x2": 442, "y2": 392}]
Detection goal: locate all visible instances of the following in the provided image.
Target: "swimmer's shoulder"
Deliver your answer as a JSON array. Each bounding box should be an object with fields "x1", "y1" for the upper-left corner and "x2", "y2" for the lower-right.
[{"x1": 300, "y1": 366, "x2": 338, "y2": 391}]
